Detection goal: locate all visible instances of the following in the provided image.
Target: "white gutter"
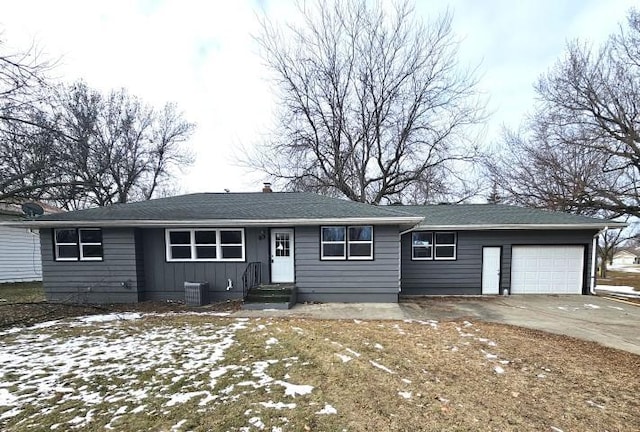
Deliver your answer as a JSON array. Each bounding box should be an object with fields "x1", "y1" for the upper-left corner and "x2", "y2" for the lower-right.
[
  {"x1": 412, "y1": 223, "x2": 627, "y2": 231},
  {"x1": 591, "y1": 226, "x2": 608, "y2": 295},
  {"x1": 0, "y1": 216, "x2": 424, "y2": 229}
]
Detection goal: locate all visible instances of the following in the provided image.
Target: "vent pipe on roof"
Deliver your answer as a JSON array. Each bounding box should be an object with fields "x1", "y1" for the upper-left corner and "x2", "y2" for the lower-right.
[{"x1": 262, "y1": 182, "x2": 272, "y2": 193}]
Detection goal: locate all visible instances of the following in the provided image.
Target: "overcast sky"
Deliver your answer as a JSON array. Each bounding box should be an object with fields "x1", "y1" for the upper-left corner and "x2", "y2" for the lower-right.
[{"x1": 0, "y1": 0, "x2": 635, "y2": 194}]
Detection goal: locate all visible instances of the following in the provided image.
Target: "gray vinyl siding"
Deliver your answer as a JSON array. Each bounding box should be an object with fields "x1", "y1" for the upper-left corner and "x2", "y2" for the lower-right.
[
  {"x1": 295, "y1": 225, "x2": 400, "y2": 302},
  {"x1": 134, "y1": 229, "x2": 145, "y2": 293},
  {"x1": 40, "y1": 228, "x2": 141, "y2": 303},
  {"x1": 140, "y1": 227, "x2": 269, "y2": 302},
  {"x1": 401, "y1": 229, "x2": 598, "y2": 296}
]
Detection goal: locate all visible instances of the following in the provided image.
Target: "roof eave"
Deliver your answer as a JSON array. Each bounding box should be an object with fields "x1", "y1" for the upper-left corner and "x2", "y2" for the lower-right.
[
  {"x1": 412, "y1": 222, "x2": 627, "y2": 230},
  {"x1": 2, "y1": 216, "x2": 424, "y2": 228}
]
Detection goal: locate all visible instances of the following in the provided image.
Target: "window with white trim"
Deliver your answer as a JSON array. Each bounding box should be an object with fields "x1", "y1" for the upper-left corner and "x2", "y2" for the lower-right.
[
  {"x1": 321, "y1": 225, "x2": 373, "y2": 260},
  {"x1": 434, "y1": 232, "x2": 456, "y2": 260},
  {"x1": 411, "y1": 231, "x2": 456, "y2": 260},
  {"x1": 166, "y1": 229, "x2": 245, "y2": 261},
  {"x1": 348, "y1": 226, "x2": 373, "y2": 259},
  {"x1": 54, "y1": 228, "x2": 103, "y2": 261},
  {"x1": 411, "y1": 232, "x2": 433, "y2": 260}
]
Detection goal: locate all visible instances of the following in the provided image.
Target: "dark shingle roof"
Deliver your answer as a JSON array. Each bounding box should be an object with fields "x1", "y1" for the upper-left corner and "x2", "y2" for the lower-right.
[
  {"x1": 401, "y1": 204, "x2": 622, "y2": 228},
  {"x1": 36, "y1": 192, "x2": 418, "y2": 223},
  {"x1": 26, "y1": 194, "x2": 621, "y2": 230}
]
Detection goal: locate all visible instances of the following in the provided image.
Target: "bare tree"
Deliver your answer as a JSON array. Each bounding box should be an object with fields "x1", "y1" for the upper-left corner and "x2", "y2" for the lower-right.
[
  {"x1": 0, "y1": 36, "x2": 195, "y2": 207},
  {"x1": 597, "y1": 228, "x2": 629, "y2": 278},
  {"x1": 53, "y1": 82, "x2": 195, "y2": 209},
  {"x1": 487, "y1": 8, "x2": 640, "y2": 220},
  {"x1": 0, "y1": 38, "x2": 68, "y2": 201},
  {"x1": 247, "y1": 0, "x2": 485, "y2": 204},
  {"x1": 485, "y1": 123, "x2": 619, "y2": 216}
]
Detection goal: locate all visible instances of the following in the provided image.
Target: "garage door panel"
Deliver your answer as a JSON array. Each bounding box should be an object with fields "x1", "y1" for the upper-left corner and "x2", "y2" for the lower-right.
[{"x1": 511, "y1": 246, "x2": 584, "y2": 294}]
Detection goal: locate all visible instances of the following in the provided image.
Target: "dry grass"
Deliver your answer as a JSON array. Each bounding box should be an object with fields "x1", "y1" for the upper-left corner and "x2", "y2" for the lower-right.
[
  {"x1": 1, "y1": 314, "x2": 638, "y2": 431},
  {"x1": 599, "y1": 270, "x2": 640, "y2": 291},
  {"x1": 0, "y1": 281, "x2": 45, "y2": 303}
]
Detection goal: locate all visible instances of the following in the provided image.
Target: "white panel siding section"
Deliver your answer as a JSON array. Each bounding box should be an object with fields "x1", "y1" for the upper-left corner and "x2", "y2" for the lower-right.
[
  {"x1": 295, "y1": 225, "x2": 400, "y2": 302},
  {"x1": 0, "y1": 226, "x2": 42, "y2": 282}
]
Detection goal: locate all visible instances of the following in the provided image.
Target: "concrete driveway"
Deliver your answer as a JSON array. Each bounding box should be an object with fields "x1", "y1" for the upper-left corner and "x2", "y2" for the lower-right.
[
  {"x1": 402, "y1": 295, "x2": 640, "y2": 355},
  {"x1": 235, "y1": 295, "x2": 640, "y2": 355}
]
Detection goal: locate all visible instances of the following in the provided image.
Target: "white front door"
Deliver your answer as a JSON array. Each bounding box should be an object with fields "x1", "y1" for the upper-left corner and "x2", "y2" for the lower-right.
[
  {"x1": 271, "y1": 229, "x2": 295, "y2": 283},
  {"x1": 482, "y1": 247, "x2": 501, "y2": 295}
]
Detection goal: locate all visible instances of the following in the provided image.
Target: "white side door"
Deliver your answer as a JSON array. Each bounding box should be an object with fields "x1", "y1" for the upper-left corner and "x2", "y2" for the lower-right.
[
  {"x1": 271, "y1": 229, "x2": 295, "y2": 283},
  {"x1": 482, "y1": 247, "x2": 501, "y2": 295}
]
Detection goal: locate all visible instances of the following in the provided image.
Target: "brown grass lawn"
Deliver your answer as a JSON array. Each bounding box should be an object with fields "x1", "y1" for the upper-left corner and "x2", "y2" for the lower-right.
[
  {"x1": 0, "y1": 313, "x2": 638, "y2": 432},
  {"x1": 599, "y1": 270, "x2": 640, "y2": 291},
  {"x1": 0, "y1": 281, "x2": 45, "y2": 303}
]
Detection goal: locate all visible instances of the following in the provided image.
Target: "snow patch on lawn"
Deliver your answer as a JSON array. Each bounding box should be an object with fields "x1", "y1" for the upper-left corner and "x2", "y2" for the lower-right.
[
  {"x1": 259, "y1": 401, "x2": 296, "y2": 410},
  {"x1": 78, "y1": 312, "x2": 142, "y2": 323},
  {"x1": 277, "y1": 381, "x2": 314, "y2": 397},
  {"x1": 370, "y1": 360, "x2": 395, "y2": 374},
  {"x1": 315, "y1": 404, "x2": 337, "y2": 415},
  {"x1": 335, "y1": 353, "x2": 352, "y2": 363},
  {"x1": 398, "y1": 391, "x2": 412, "y2": 399},
  {"x1": 265, "y1": 337, "x2": 279, "y2": 346},
  {"x1": 0, "y1": 316, "x2": 312, "y2": 429},
  {"x1": 596, "y1": 284, "x2": 638, "y2": 294},
  {"x1": 345, "y1": 348, "x2": 361, "y2": 357}
]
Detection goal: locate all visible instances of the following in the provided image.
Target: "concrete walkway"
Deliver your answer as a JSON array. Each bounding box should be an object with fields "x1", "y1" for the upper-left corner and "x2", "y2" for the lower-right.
[
  {"x1": 234, "y1": 302, "x2": 409, "y2": 320},
  {"x1": 233, "y1": 295, "x2": 640, "y2": 355}
]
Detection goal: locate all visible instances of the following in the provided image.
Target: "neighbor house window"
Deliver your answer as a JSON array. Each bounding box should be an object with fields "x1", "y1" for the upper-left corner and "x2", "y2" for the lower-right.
[
  {"x1": 54, "y1": 228, "x2": 103, "y2": 261},
  {"x1": 321, "y1": 226, "x2": 373, "y2": 260},
  {"x1": 166, "y1": 229, "x2": 245, "y2": 262},
  {"x1": 412, "y1": 231, "x2": 457, "y2": 260}
]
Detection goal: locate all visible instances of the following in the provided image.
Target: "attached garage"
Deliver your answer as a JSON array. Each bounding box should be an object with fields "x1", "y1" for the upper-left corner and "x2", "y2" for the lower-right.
[{"x1": 511, "y1": 246, "x2": 584, "y2": 294}]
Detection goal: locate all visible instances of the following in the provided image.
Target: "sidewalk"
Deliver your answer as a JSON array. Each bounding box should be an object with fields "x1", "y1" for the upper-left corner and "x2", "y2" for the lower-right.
[{"x1": 232, "y1": 302, "x2": 409, "y2": 320}]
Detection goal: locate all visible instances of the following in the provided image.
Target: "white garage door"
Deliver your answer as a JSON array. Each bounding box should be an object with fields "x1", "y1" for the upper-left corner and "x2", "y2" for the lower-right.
[{"x1": 511, "y1": 246, "x2": 584, "y2": 294}]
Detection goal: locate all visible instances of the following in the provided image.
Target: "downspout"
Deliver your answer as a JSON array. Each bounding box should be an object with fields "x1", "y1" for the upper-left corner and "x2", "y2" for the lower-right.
[
  {"x1": 590, "y1": 226, "x2": 608, "y2": 295},
  {"x1": 399, "y1": 224, "x2": 422, "y2": 293}
]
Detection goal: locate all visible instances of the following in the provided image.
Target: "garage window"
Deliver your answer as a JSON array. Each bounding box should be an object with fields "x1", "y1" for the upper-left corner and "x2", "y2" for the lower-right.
[
  {"x1": 434, "y1": 232, "x2": 456, "y2": 260},
  {"x1": 411, "y1": 231, "x2": 457, "y2": 260}
]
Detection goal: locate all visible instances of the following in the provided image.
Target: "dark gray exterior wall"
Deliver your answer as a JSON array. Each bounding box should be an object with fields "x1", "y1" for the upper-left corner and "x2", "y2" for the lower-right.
[
  {"x1": 294, "y1": 225, "x2": 400, "y2": 302},
  {"x1": 40, "y1": 228, "x2": 142, "y2": 303},
  {"x1": 400, "y1": 229, "x2": 598, "y2": 296},
  {"x1": 140, "y1": 227, "x2": 270, "y2": 302}
]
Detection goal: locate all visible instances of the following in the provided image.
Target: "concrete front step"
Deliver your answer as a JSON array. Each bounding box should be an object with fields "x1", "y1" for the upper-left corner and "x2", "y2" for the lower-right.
[{"x1": 242, "y1": 284, "x2": 297, "y2": 310}]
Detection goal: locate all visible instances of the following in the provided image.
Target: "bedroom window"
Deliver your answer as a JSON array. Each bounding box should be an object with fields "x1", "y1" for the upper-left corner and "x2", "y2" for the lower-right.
[
  {"x1": 166, "y1": 229, "x2": 245, "y2": 262},
  {"x1": 54, "y1": 228, "x2": 103, "y2": 261},
  {"x1": 412, "y1": 231, "x2": 457, "y2": 260},
  {"x1": 348, "y1": 226, "x2": 373, "y2": 259},
  {"x1": 321, "y1": 225, "x2": 373, "y2": 260}
]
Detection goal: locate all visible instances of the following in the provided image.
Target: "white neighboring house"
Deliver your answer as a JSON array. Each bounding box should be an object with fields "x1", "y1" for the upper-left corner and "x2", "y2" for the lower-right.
[
  {"x1": 0, "y1": 202, "x2": 60, "y2": 283},
  {"x1": 611, "y1": 249, "x2": 640, "y2": 266}
]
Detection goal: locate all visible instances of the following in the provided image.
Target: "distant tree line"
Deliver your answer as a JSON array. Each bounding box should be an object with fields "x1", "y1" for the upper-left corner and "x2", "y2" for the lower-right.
[{"x1": 0, "y1": 40, "x2": 194, "y2": 209}]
